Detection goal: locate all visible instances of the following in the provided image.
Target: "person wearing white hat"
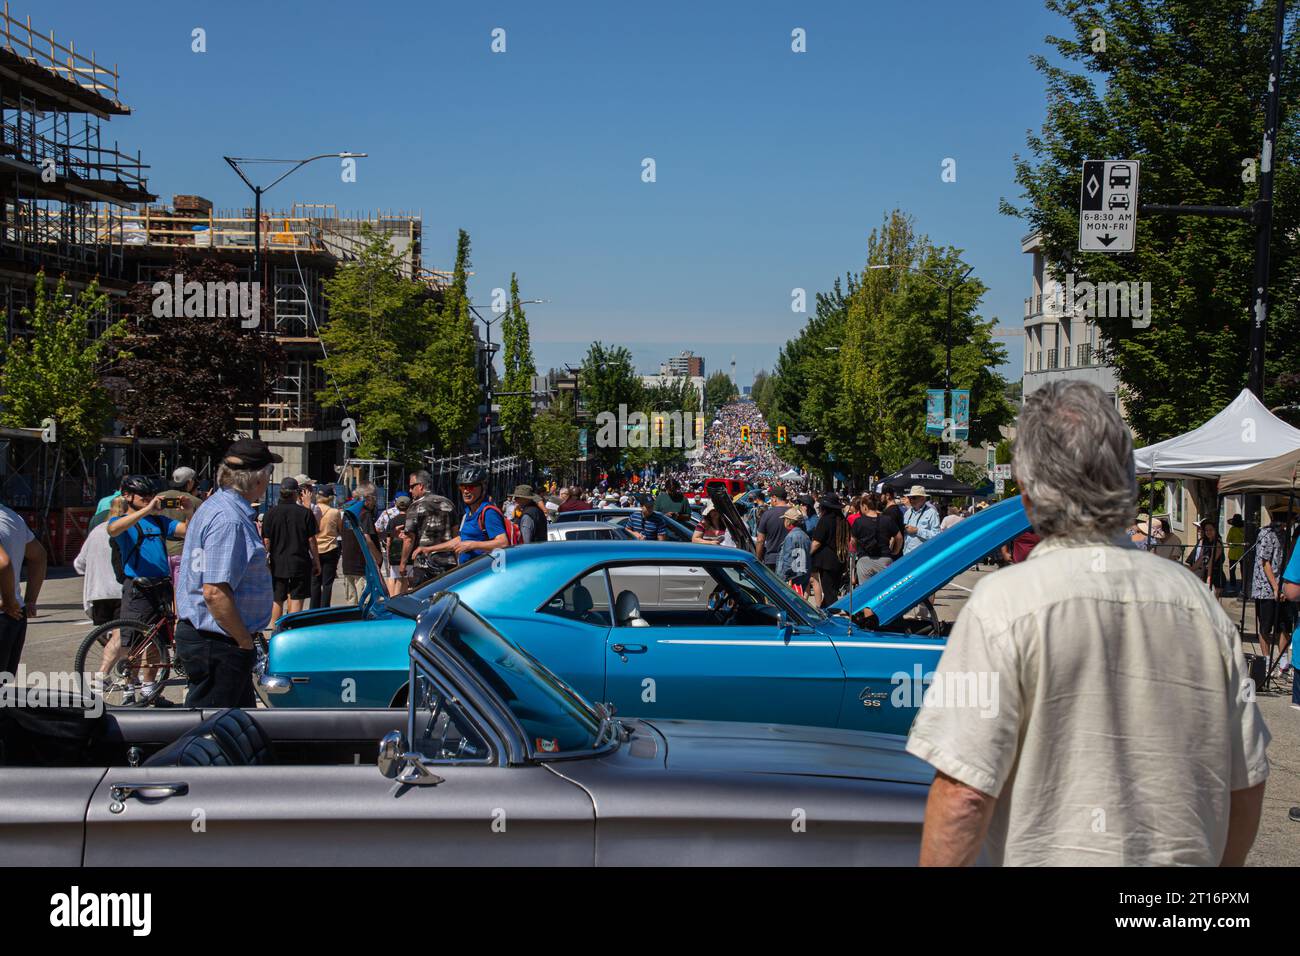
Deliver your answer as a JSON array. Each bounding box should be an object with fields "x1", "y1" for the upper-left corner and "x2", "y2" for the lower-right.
[{"x1": 901, "y1": 485, "x2": 939, "y2": 556}]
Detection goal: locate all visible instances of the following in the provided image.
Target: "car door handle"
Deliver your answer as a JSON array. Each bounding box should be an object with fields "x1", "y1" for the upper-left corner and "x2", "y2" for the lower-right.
[
  {"x1": 109, "y1": 782, "x2": 190, "y2": 802},
  {"x1": 611, "y1": 643, "x2": 647, "y2": 655}
]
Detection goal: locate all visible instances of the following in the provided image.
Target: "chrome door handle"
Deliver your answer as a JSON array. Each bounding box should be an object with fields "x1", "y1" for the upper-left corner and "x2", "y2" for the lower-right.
[
  {"x1": 611, "y1": 643, "x2": 647, "y2": 654},
  {"x1": 110, "y1": 782, "x2": 190, "y2": 802}
]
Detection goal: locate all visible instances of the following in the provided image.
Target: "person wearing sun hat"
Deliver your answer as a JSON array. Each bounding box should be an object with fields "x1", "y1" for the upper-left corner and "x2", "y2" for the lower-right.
[
  {"x1": 901, "y1": 485, "x2": 939, "y2": 556},
  {"x1": 510, "y1": 484, "x2": 549, "y2": 544}
]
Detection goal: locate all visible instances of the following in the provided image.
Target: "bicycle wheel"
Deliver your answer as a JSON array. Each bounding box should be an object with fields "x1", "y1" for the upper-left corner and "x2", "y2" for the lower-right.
[{"x1": 74, "y1": 618, "x2": 173, "y2": 708}]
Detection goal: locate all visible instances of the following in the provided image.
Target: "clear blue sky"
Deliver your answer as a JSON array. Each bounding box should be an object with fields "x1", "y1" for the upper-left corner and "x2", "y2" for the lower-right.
[{"x1": 54, "y1": 0, "x2": 1067, "y2": 383}]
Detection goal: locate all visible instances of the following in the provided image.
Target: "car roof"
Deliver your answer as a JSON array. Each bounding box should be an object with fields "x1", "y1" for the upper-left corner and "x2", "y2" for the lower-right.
[{"x1": 446, "y1": 540, "x2": 760, "y2": 609}]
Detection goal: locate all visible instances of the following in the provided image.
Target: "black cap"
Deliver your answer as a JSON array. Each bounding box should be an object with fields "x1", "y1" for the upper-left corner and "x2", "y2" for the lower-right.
[
  {"x1": 770, "y1": 484, "x2": 788, "y2": 500},
  {"x1": 223, "y1": 437, "x2": 283, "y2": 470},
  {"x1": 280, "y1": 476, "x2": 299, "y2": 492},
  {"x1": 798, "y1": 493, "x2": 815, "y2": 509}
]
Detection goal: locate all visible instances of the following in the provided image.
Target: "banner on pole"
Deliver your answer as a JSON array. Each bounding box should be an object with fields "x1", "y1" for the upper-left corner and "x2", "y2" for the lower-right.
[
  {"x1": 925, "y1": 389, "x2": 946, "y2": 437},
  {"x1": 951, "y1": 389, "x2": 970, "y2": 441}
]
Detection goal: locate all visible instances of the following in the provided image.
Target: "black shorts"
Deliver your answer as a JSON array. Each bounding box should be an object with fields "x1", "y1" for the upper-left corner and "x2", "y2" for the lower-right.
[
  {"x1": 1257, "y1": 598, "x2": 1281, "y2": 635},
  {"x1": 90, "y1": 599, "x2": 121, "y2": 627},
  {"x1": 123, "y1": 578, "x2": 170, "y2": 626},
  {"x1": 273, "y1": 575, "x2": 312, "y2": 602}
]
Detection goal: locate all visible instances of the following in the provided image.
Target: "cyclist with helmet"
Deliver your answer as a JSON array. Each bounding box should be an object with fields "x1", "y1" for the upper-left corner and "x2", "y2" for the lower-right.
[
  {"x1": 106, "y1": 475, "x2": 193, "y2": 702},
  {"x1": 415, "y1": 466, "x2": 509, "y2": 566}
]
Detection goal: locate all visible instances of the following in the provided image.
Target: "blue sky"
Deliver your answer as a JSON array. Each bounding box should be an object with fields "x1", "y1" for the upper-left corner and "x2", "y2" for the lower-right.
[{"x1": 53, "y1": 0, "x2": 1066, "y2": 384}]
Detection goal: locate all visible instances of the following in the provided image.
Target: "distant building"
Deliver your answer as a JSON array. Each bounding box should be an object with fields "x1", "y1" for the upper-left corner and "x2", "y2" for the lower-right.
[
  {"x1": 660, "y1": 350, "x2": 704, "y2": 378},
  {"x1": 1021, "y1": 230, "x2": 1120, "y2": 408}
]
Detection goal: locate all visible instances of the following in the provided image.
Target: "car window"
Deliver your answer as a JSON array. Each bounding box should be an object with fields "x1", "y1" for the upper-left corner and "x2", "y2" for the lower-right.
[
  {"x1": 439, "y1": 602, "x2": 601, "y2": 753},
  {"x1": 409, "y1": 671, "x2": 491, "y2": 763},
  {"x1": 540, "y1": 570, "x2": 611, "y2": 627}
]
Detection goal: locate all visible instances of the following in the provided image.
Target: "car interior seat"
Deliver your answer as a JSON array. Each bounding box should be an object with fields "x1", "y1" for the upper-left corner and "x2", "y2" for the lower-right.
[
  {"x1": 143, "y1": 708, "x2": 275, "y2": 767},
  {"x1": 570, "y1": 584, "x2": 595, "y2": 621},
  {"x1": 615, "y1": 589, "x2": 651, "y2": 628}
]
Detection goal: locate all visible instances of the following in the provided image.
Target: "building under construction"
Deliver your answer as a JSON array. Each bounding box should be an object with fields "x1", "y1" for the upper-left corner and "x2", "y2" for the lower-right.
[
  {"x1": 0, "y1": 6, "x2": 468, "y2": 559},
  {"x1": 116, "y1": 198, "x2": 448, "y2": 480}
]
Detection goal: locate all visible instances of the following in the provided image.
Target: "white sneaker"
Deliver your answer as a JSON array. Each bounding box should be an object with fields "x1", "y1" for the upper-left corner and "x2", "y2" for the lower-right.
[{"x1": 1278, "y1": 654, "x2": 1291, "y2": 673}]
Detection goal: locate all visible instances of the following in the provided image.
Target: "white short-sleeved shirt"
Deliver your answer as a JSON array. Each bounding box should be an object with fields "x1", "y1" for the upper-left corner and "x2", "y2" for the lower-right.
[
  {"x1": 0, "y1": 504, "x2": 35, "y2": 609},
  {"x1": 906, "y1": 536, "x2": 1271, "y2": 867}
]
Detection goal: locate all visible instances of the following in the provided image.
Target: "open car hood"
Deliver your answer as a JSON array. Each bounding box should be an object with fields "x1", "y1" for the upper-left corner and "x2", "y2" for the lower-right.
[
  {"x1": 341, "y1": 504, "x2": 388, "y2": 618},
  {"x1": 706, "y1": 483, "x2": 755, "y2": 553},
  {"x1": 829, "y1": 496, "x2": 1029, "y2": 626}
]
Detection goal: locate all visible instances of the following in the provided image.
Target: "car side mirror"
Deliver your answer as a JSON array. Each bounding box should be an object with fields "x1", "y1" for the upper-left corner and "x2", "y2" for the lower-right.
[{"x1": 378, "y1": 730, "x2": 407, "y2": 778}]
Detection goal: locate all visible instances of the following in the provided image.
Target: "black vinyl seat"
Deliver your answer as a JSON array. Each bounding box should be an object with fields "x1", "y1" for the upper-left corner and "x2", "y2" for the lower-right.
[{"x1": 143, "y1": 708, "x2": 274, "y2": 767}]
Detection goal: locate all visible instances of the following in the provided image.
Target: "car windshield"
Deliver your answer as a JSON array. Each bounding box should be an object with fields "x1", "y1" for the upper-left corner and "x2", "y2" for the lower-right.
[
  {"x1": 409, "y1": 555, "x2": 491, "y2": 599},
  {"x1": 746, "y1": 558, "x2": 828, "y2": 623},
  {"x1": 438, "y1": 600, "x2": 603, "y2": 754}
]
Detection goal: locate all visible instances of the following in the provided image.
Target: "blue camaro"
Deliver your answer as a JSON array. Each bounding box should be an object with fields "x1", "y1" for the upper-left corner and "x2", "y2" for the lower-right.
[{"x1": 258, "y1": 497, "x2": 1030, "y2": 735}]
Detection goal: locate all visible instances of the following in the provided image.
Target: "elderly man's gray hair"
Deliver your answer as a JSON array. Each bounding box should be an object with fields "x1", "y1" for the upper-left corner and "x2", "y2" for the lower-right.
[
  {"x1": 353, "y1": 482, "x2": 375, "y2": 499},
  {"x1": 1013, "y1": 380, "x2": 1137, "y2": 540}
]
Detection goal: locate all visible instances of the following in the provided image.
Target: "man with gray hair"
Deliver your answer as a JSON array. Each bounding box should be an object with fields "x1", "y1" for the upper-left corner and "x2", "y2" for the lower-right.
[
  {"x1": 174, "y1": 438, "x2": 279, "y2": 707},
  {"x1": 907, "y1": 380, "x2": 1270, "y2": 866}
]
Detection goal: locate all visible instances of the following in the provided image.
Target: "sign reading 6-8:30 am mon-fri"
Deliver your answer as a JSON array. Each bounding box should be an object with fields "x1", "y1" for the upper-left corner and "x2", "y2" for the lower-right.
[{"x1": 1079, "y1": 159, "x2": 1140, "y2": 253}]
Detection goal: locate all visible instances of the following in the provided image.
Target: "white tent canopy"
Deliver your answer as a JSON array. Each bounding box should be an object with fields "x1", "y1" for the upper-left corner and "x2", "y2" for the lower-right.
[
  {"x1": 1132, "y1": 388, "x2": 1300, "y2": 479},
  {"x1": 778, "y1": 468, "x2": 801, "y2": 482}
]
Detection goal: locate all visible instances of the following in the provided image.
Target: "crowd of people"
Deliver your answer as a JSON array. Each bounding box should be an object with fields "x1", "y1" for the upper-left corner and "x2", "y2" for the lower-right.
[{"x1": 0, "y1": 385, "x2": 1291, "y2": 865}]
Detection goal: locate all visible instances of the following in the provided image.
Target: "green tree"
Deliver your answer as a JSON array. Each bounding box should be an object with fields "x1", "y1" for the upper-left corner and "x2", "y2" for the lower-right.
[
  {"x1": 836, "y1": 211, "x2": 1012, "y2": 477},
  {"x1": 703, "y1": 370, "x2": 738, "y2": 413},
  {"x1": 421, "y1": 229, "x2": 482, "y2": 456},
  {"x1": 768, "y1": 275, "x2": 854, "y2": 480},
  {"x1": 580, "y1": 342, "x2": 644, "y2": 470},
  {"x1": 0, "y1": 271, "x2": 121, "y2": 455},
  {"x1": 1002, "y1": 0, "x2": 1300, "y2": 443},
  {"x1": 318, "y1": 226, "x2": 431, "y2": 459},
  {"x1": 499, "y1": 274, "x2": 537, "y2": 457},
  {"x1": 534, "y1": 391, "x2": 580, "y2": 482}
]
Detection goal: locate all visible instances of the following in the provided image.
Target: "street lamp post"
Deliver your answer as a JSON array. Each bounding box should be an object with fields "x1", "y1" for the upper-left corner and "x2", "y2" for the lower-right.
[
  {"x1": 223, "y1": 152, "x2": 367, "y2": 438},
  {"x1": 869, "y1": 261, "x2": 975, "y2": 455},
  {"x1": 469, "y1": 299, "x2": 546, "y2": 473}
]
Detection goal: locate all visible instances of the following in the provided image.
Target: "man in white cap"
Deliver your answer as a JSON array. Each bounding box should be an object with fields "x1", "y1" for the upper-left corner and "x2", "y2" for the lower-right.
[{"x1": 901, "y1": 485, "x2": 939, "y2": 556}]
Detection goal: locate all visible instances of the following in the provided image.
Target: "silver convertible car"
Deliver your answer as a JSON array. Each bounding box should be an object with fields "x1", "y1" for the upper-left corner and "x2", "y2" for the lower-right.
[{"x1": 0, "y1": 592, "x2": 933, "y2": 866}]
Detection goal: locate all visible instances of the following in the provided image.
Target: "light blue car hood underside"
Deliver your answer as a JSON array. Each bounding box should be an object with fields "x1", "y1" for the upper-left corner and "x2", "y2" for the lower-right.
[{"x1": 829, "y1": 496, "x2": 1029, "y2": 625}]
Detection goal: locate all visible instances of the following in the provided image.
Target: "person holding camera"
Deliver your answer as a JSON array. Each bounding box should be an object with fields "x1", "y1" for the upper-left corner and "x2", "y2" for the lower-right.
[{"x1": 107, "y1": 475, "x2": 192, "y2": 703}]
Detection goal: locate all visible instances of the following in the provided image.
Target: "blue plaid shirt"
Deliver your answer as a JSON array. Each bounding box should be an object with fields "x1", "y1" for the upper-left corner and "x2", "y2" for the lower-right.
[{"x1": 176, "y1": 488, "x2": 273, "y2": 636}]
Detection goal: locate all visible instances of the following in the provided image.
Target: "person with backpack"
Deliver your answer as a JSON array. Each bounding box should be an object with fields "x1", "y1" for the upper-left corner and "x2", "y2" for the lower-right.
[
  {"x1": 509, "y1": 484, "x2": 548, "y2": 544},
  {"x1": 417, "y1": 466, "x2": 509, "y2": 566},
  {"x1": 107, "y1": 475, "x2": 192, "y2": 703}
]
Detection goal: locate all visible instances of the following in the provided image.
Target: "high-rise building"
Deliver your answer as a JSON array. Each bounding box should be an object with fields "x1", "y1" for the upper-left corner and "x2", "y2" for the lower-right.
[{"x1": 661, "y1": 350, "x2": 704, "y2": 378}]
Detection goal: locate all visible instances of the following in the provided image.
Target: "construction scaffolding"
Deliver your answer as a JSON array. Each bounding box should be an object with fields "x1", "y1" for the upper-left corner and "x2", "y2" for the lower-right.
[{"x1": 0, "y1": 3, "x2": 152, "y2": 336}]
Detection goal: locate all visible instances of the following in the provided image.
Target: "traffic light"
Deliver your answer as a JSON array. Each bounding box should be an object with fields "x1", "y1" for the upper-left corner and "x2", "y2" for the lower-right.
[
  {"x1": 740, "y1": 425, "x2": 750, "y2": 443},
  {"x1": 777, "y1": 425, "x2": 787, "y2": 444}
]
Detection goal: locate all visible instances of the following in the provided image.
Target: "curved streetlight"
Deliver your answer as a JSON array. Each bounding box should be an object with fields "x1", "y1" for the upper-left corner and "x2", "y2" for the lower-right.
[{"x1": 223, "y1": 151, "x2": 368, "y2": 437}]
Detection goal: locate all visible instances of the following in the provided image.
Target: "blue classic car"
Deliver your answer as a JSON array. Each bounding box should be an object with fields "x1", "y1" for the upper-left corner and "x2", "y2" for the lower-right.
[{"x1": 259, "y1": 497, "x2": 1030, "y2": 735}]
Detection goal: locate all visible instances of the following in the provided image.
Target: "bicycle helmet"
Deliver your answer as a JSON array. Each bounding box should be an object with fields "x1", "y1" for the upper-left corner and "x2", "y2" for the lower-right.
[
  {"x1": 457, "y1": 465, "x2": 487, "y2": 486},
  {"x1": 120, "y1": 475, "x2": 156, "y2": 497}
]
